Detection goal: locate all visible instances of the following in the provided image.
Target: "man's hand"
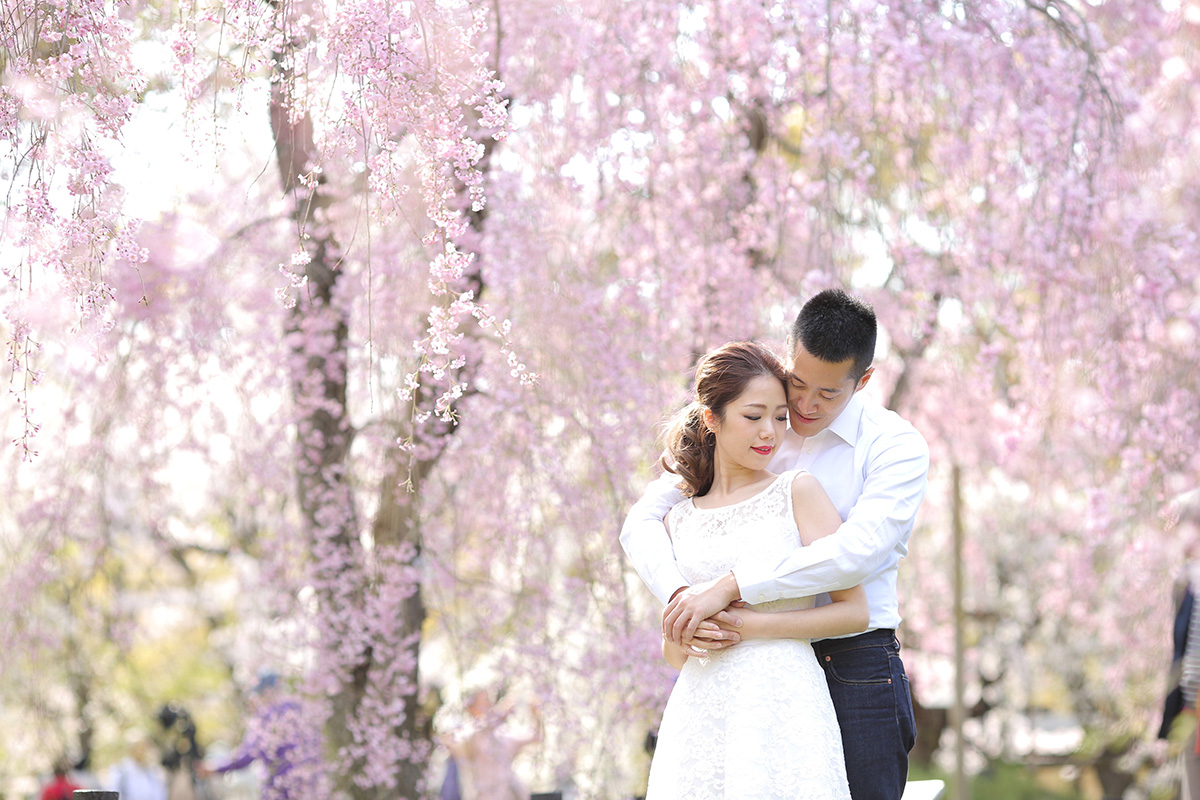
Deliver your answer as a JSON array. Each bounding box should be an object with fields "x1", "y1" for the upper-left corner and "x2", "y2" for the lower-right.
[
  {"x1": 662, "y1": 572, "x2": 741, "y2": 645},
  {"x1": 666, "y1": 585, "x2": 740, "y2": 653}
]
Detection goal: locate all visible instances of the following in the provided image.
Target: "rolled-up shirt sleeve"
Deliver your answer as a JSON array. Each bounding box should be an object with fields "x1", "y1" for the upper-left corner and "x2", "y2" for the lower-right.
[
  {"x1": 619, "y1": 471, "x2": 688, "y2": 605},
  {"x1": 734, "y1": 428, "x2": 929, "y2": 603}
]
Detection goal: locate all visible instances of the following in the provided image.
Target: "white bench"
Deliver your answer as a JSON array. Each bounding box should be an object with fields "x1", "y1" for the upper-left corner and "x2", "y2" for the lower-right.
[{"x1": 901, "y1": 779, "x2": 947, "y2": 800}]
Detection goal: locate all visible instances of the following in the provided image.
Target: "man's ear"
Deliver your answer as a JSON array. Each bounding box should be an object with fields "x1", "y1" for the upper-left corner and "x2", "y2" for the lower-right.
[{"x1": 855, "y1": 366, "x2": 874, "y2": 393}]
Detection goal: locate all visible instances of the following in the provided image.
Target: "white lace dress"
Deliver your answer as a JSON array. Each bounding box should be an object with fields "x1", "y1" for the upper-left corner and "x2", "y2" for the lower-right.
[{"x1": 645, "y1": 470, "x2": 850, "y2": 800}]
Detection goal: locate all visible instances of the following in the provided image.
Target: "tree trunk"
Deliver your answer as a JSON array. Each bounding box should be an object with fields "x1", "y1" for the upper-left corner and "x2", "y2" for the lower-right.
[
  {"x1": 268, "y1": 11, "x2": 499, "y2": 794},
  {"x1": 910, "y1": 694, "x2": 947, "y2": 768},
  {"x1": 370, "y1": 462, "x2": 431, "y2": 796},
  {"x1": 268, "y1": 23, "x2": 364, "y2": 797},
  {"x1": 1092, "y1": 742, "x2": 1137, "y2": 800}
]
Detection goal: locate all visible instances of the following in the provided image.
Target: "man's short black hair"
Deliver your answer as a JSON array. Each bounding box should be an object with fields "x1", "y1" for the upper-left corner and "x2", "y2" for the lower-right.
[{"x1": 789, "y1": 289, "x2": 877, "y2": 379}]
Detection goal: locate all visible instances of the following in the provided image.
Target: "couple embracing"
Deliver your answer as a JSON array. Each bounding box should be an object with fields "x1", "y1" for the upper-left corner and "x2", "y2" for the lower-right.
[{"x1": 621, "y1": 289, "x2": 930, "y2": 800}]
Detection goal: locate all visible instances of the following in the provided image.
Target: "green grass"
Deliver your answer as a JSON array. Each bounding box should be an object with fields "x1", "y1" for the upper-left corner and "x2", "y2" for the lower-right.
[{"x1": 908, "y1": 761, "x2": 1082, "y2": 800}]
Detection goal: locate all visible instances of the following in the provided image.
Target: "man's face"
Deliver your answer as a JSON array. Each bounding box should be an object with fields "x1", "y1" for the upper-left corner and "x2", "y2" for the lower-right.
[{"x1": 786, "y1": 340, "x2": 872, "y2": 437}]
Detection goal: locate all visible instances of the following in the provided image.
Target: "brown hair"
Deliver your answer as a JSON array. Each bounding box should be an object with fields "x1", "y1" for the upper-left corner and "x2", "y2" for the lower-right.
[{"x1": 661, "y1": 341, "x2": 787, "y2": 497}]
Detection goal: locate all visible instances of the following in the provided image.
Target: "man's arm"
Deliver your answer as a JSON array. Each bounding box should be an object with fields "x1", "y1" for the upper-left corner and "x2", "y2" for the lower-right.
[
  {"x1": 736, "y1": 428, "x2": 929, "y2": 603},
  {"x1": 662, "y1": 432, "x2": 927, "y2": 643},
  {"x1": 619, "y1": 471, "x2": 689, "y2": 605}
]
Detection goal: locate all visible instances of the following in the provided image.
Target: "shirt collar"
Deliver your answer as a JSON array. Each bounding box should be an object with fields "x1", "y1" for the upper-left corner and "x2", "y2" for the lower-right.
[{"x1": 826, "y1": 390, "x2": 865, "y2": 445}]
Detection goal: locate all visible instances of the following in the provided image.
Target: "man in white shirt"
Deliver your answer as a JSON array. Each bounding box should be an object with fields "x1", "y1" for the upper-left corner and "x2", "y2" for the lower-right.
[{"x1": 620, "y1": 288, "x2": 929, "y2": 800}]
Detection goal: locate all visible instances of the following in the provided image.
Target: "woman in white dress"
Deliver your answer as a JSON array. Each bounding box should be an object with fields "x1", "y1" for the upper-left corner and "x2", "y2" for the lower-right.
[{"x1": 645, "y1": 341, "x2": 868, "y2": 800}]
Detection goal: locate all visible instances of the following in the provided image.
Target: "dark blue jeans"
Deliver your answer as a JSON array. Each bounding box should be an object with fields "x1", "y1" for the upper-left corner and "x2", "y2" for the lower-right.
[{"x1": 813, "y1": 629, "x2": 916, "y2": 800}]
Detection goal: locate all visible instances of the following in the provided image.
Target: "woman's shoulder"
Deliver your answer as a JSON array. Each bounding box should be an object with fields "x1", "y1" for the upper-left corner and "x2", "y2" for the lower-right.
[
  {"x1": 785, "y1": 469, "x2": 824, "y2": 501},
  {"x1": 784, "y1": 468, "x2": 815, "y2": 488}
]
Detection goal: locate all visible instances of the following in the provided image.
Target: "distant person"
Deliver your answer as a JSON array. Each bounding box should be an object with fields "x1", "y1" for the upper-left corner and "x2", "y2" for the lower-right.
[
  {"x1": 39, "y1": 760, "x2": 81, "y2": 800},
  {"x1": 158, "y1": 703, "x2": 202, "y2": 800},
  {"x1": 1161, "y1": 527, "x2": 1200, "y2": 799},
  {"x1": 439, "y1": 755, "x2": 462, "y2": 800},
  {"x1": 440, "y1": 688, "x2": 542, "y2": 800},
  {"x1": 427, "y1": 685, "x2": 462, "y2": 800},
  {"x1": 199, "y1": 673, "x2": 320, "y2": 799},
  {"x1": 107, "y1": 735, "x2": 168, "y2": 800}
]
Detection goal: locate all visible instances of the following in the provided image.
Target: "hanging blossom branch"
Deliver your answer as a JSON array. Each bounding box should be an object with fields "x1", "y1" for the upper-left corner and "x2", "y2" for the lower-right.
[
  {"x1": 324, "y1": 1, "x2": 537, "y2": 461},
  {"x1": 0, "y1": 0, "x2": 149, "y2": 458},
  {"x1": 4, "y1": 321, "x2": 41, "y2": 460},
  {"x1": 254, "y1": 0, "x2": 535, "y2": 451}
]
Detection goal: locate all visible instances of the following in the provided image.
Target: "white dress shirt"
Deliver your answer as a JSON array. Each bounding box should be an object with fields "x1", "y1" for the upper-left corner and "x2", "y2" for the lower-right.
[{"x1": 619, "y1": 391, "x2": 929, "y2": 633}]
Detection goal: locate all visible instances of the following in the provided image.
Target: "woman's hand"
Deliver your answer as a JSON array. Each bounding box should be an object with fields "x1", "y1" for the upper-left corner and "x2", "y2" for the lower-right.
[
  {"x1": 715, "y1": 601, "x2": 764, "y2": 640},
  {"x1": 686, "y1": 617, "x2": 741, "y2": 651},
  {"x1": 662, "y1": 637, "x2": 690, "y2": 669}
]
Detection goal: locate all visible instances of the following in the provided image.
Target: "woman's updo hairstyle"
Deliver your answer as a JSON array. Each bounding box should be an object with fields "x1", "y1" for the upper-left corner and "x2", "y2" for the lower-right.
[{"x1": 661, "y1": 341, "x2": 788, "y2": 497}]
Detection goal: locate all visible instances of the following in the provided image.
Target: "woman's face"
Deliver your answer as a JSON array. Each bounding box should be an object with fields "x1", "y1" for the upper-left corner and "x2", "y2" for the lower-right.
[
  {"x1": 467, "y1": 690, "x2": 492, "y2": 718},
  {"x1": 709, "y1": 374, "x2": 788, "y2": 474}
]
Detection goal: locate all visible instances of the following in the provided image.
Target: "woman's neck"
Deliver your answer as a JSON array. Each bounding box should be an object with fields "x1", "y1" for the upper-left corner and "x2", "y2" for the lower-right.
[{"x1": 704, "y1": 459, "x2": 775, "y2": 503}]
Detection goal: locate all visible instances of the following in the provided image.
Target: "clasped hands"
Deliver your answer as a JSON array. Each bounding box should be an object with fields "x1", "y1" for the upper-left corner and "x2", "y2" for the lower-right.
[{"x1": 662, "y1": 571, "x2": 745, "y2": 657}]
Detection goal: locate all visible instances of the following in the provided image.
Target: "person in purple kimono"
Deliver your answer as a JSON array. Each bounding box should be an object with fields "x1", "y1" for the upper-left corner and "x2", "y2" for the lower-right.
[{"x1": 200, "y1": 673, "x2": 320, "y2": 799}]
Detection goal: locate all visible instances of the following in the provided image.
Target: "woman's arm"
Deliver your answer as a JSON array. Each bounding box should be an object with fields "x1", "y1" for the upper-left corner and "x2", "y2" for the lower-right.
[
  {"x1": 726, "y1": 589, "x2": 868, "y2": 641},
  {"x1": 508, "y1": 700, "x2": 543, "y2": 749},
  {"x1": 662, "y1": 637, "x2": 690, "y2": 670},
  {"x1": 791, "y1": 471, "x2": 841, "y2": 547}
]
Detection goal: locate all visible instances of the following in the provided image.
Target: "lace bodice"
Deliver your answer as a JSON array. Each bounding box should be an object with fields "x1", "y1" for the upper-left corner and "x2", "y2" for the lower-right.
[{"x1": 668, "y1": 470, "x2": 812, "y2": 614}]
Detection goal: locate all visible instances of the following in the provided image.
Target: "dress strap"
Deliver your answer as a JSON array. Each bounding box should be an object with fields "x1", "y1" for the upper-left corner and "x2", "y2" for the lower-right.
[
  {"x1": 775, "y1": 468, "x2": 808, "y2": 494},
  {"x1": 776, "y1": 468, "x2": 808, "y2": 528}
]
